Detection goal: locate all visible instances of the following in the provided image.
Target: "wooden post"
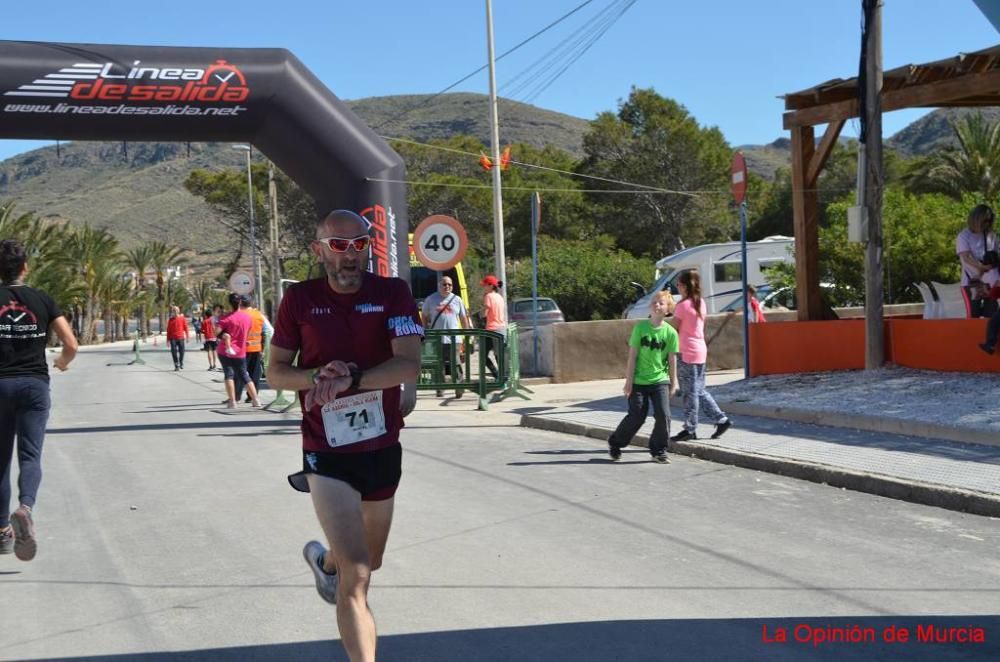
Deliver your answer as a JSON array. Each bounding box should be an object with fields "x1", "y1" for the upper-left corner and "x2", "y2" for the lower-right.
[
  {"x1": 791, "y1": 125, "x2": 822, "y2": 321},
  {"x1": 863, "y1": 0, "x2": 885, "y2": 369}
]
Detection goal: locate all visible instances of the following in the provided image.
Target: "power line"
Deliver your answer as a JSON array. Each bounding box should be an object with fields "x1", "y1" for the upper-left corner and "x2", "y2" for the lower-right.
[
  {"x1": 500, "y1": 0, "x2": 635, "y2": 104},
  {"x1": 365, "y1": 177, "x2": 701, "y2": 197},
  {"x1": 500, "y1": 0, "x2": 626, "y2": 98},
  {"x1": 381, "y1": 133, "x2": 675, "y2": 192},
  {"x1": 373, "y1": 0, "x2": 598, "y2": 130},
  {"x1": 523, "y1": 0, "x2": 637, "y2": 105}
]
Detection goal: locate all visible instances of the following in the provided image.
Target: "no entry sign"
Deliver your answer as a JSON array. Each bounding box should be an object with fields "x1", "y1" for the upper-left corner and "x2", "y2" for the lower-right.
[{"x1": 731, "y1": 151, "x2": 748, "y2": 204}]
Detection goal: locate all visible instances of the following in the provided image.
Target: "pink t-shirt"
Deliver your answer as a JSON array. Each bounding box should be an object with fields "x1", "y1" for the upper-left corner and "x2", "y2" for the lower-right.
[
  {"x1": 484, "y1": 291, "x2": 506, "y2": 332},
  {"x1": 216, "y1": 310, "x2": 252, "y2": 359},
  {"x1": 672, "y1": 297, "x2": 708, "y2": 364}
]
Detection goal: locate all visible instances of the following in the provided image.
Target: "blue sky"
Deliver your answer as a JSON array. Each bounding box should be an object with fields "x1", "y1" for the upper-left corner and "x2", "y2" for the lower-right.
[{"x1": 0, "y1": 0, "x2": 996, "y2": 162}]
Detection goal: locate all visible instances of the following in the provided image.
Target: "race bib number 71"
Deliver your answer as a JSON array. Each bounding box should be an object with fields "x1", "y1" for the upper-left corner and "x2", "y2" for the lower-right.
[{"x1": 320, "y1": 390, "x2": 387, "y2": 447}]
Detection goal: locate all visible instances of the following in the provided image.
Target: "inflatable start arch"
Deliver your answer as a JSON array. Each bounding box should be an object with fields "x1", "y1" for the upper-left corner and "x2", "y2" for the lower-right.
[{"x1": 0, "y1": 40, "x2": 408, "y2": 279}]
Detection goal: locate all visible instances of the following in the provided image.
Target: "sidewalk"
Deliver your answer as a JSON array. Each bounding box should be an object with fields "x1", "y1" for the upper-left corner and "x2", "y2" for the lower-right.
[{"x1": 515, "y1": 369, "x2": 1000, "y2": 517}]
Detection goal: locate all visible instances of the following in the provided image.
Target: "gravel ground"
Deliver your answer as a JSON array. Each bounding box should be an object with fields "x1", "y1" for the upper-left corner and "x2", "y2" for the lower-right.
[{"x1": 710, "y1": 366, "x2": 1000, "y2": 435}]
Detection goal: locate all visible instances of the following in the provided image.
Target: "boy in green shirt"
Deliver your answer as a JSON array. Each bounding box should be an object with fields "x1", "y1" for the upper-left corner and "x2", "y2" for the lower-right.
[{"x1": 608, "y1": 291, "x2": 680, "y2": 463}]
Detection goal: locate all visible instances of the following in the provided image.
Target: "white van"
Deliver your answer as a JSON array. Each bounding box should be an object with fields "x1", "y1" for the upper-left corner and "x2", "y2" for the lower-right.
[{"x1": 623, "y1": 236, "x2": 795, "y2": 319}]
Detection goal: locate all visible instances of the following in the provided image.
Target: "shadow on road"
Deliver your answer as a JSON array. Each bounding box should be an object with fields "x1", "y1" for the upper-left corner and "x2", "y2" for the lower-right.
[{"x1": 39, "y1": 616, "x2": 1000, "y2": 661}]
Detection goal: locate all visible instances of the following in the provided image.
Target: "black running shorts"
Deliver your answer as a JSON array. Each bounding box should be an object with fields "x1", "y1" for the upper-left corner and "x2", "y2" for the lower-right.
[{"x1": 288, "y1": 443, "x2": 402, "y2": 501}]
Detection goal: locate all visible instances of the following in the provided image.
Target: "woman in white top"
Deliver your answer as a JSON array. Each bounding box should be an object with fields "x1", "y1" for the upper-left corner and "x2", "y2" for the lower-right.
[{"x1": 956, "y1": 204, "x2": 999, "y2": 318}]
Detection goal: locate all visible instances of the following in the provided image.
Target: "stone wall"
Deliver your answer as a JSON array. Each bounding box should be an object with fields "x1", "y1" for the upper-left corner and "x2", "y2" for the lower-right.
[{"x1": 531, "y1": 303, "x2": 923, "y2": 383}]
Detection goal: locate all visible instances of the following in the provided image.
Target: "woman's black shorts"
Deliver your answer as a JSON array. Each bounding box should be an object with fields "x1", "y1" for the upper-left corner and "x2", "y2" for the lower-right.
[{"x1": 288, "y1": 443, "x2": 402, "y2": 501}]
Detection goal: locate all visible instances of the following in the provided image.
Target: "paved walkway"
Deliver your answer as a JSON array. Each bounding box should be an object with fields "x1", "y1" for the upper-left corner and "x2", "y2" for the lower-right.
[{"x1": 516, "y1": 370, "x2": 1000, "y2": 516}]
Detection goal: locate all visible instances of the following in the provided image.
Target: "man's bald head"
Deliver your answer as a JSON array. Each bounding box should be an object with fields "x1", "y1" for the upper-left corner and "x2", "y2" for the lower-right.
[{"x1": 317, "y1": 209, "x2": 370, "y2": 240}]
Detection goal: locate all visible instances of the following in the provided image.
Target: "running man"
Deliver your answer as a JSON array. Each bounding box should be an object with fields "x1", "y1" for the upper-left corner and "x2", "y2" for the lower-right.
[
  {"x1": 0, "y1": 239, "x2": 78, "y2": 561},
  {"x1": 267, "y1": 209, "x2": 422, "y2": 662}
]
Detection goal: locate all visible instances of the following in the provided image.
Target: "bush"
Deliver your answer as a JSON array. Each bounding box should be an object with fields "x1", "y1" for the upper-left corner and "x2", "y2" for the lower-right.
[{"x1": 506, "y1": 235, "x2": 654, "y2": 321}]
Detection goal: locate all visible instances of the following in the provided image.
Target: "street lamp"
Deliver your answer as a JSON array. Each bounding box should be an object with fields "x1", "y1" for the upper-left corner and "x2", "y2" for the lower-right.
[{"x1": 232, "y1": 144, "x2": 265, "y2": 304}]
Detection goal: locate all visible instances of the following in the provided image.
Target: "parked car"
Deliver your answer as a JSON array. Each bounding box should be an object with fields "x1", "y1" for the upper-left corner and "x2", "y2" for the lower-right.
[
  {"x1": 719, "y1": 282, "x2": 859, "y2": 313},
  {"x1": 508, "y1": 297, "x2": 565, "y2": 327}
]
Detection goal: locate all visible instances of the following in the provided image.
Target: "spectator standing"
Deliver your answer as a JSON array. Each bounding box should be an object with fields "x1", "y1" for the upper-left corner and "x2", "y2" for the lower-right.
[
  {"x1": 480, "y1": 275, "x2": 506, "y2": 380},
  {"x1": 957, "y1": 204, "x2": 1000, "y2": 318},
  {"x1": 201, "y1": 311, "x2": 218, "y2": 371},
  {"x1": 670, "y1": 270, "x2": 732, "y2": 442},
  {"x1": 422, "y1": 276, "x2": 471, "y2": 398},
  {"x1": 216, "y1": 293, "x2": 260, "y2": 408},
  {"x1": 235, "y1": 296, "x2": 272, "y2": 403},
  {"x1": 747, "y1": 285, "x2": 767, "y2": 323},
  {"x1": 0, "y1": 239, "x2": 78, "y2": 561},
  {"x1": 166, "y1": 306, "x2": 190, "y2": 371},
  {"x1": 608, "y1": 291, "x2": 679, "y2": 464}
]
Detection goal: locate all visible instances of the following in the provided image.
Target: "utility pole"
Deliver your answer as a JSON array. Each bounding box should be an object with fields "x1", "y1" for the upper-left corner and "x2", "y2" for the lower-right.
[
  {"x1": 862, "y1": 0, "x2": 884, "y2": 369},
  {"x1": 268, "y1": 162, "x2": 282, "y2": 315},
  {"x1": 485, "y1": 0, "x2": 508, "y2": 306}
]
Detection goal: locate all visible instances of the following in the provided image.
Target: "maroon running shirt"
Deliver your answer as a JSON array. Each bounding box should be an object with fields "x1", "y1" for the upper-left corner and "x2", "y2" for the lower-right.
[{"x1": 271, "y1": 273, "x2": 423, "y2": 453}]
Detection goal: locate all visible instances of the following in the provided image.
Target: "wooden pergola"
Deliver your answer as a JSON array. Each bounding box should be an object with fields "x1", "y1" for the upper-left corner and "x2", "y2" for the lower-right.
[{"x1": 781, "y1": 43, "x2": 1000, "y2": 321}]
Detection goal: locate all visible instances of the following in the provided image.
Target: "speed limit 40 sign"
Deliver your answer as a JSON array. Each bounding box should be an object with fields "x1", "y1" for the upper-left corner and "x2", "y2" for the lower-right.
[{"x1": 412, "y1": 215, "x2": 468, "y2": 271}]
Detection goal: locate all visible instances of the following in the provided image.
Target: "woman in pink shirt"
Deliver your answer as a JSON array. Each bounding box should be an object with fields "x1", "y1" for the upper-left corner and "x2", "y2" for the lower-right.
[
  {"x1": 669, "y1": 270, "x2": 731, "y2": 441},
  {"x1": 481, "y1": 274, "x2": 506, "y2": 380}
]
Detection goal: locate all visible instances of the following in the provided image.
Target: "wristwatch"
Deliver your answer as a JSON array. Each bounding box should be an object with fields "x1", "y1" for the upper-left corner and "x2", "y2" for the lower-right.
[{"x1": 349, "y1": 365, "x2": 363, "y2": 390}]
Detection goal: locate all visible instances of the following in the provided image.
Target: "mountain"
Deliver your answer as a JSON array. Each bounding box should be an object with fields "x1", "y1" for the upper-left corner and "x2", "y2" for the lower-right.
[
  {"x1": 0, "y1": 93, "x2": 591, "y2": 274},
  {"x1": 885, "y1": 107, "x2": 1000, "y2": 156},
  {"x1": 738, "y1": 107, "x2": 1000, "y2": 179},
  {"x1": 738, "y1": 138, "x2": 793, "y2": 180}
]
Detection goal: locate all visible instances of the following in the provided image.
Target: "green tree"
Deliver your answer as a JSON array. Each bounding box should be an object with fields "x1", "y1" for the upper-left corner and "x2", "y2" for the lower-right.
[
  {"x1": 901, "y1": 113, "x2": 1000, "y2": 204},
  {"x1": 505, "y1": 235, "x2": 654, "y2": 321},
  {"x1": 766, "y1": 188, "x2": 971, "y2": 306},
  {"x1": 124, "y1": 245, "x2": 154, "y2": 337},
  {"x1": 147, "y1": 240, "x2": 188, "y2": 333},
  {"x1": 577, "y1": 88, "x2": 733, "y2": 259},
  {"x1": 65, "y1": 226, "x2": 122, "y2": 344}
]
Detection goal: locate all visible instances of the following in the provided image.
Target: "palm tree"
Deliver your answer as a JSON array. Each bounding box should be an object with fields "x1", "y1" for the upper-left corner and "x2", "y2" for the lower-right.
[
  {"x1": 1, "y1": 202, "x2": 81, "y2": 327},
  {"x1": 65, "y1": 226, "x2": 121, "y2": 344},
  {"x1": 147, "y1": 240, "x2": 188, "y2": 335},
  {"x1": 192, "y1": 280, "x2": 215, "y2": 314},
  {"x1": 903, "y1": 113, "x2": 1000, "y2": 203},
  {"x1": 124, "y1": 245, "x2": 154, "y2": 338}
]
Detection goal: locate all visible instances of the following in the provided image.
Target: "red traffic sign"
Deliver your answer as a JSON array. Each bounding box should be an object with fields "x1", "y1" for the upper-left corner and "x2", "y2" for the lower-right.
[
  {"x1": 730, "y1": 151, "x2": 748, "y2": 204},
  {"x1": 412, "y1": 215, "x2": 468, "y2": 271}
]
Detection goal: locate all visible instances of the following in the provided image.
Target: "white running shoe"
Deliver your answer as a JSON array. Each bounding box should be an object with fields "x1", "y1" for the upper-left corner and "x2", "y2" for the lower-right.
[{"x1": 303, "y1": 540, "x2": 338, "y2": 604}]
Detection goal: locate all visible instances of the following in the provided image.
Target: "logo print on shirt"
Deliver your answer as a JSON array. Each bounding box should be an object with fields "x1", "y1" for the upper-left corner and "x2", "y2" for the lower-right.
[
  {"x1": 0, "y1": 301, "x2": 38, "y2": 325},
  {"x1": 640, "y1": 336, "x2": 668, "y2": 351},
  {"x1": 310, "y1": 307, "x2": 333, "y2": 316},
  {"x1": 305, "y1": 453, "x2": 318, "y2": 471},
  {"x1": 387, "y1": 315, "x2": 423, "y2": 337},
  {"x1": 355, "y1": 303, "x2": 385, "y2": 314}
]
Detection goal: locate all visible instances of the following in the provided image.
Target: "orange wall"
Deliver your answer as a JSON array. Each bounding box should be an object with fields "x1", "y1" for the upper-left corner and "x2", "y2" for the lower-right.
[
  {"x1": 749, "y1": 320, "x2": 866, "y2": 376},
  {"x1": 888, "y1": 318, "x2": 1000, "y2": 373},
  {"x1": 750, "y1": 318, "x2": 1000, "y2": 375}
]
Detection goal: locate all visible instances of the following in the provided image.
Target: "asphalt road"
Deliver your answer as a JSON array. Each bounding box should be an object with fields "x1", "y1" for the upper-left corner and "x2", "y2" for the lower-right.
[{"x1": 2, "y1": 341, "x2": 999, "y2": 661}]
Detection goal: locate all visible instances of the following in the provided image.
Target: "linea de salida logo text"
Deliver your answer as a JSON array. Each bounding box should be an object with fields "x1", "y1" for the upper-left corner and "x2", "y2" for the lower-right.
[{"x1": 3, "y1": 60, "x2": 249, "y2": 103}]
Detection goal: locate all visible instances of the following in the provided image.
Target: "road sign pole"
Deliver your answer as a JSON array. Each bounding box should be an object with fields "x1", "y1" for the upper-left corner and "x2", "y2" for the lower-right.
[
  {"x1": 530, "y1": 192, "x2": 540, "y2": 376},
  {"x1": 731, "y1": 151, "x2": 750, "y2": 379},
  {"x1": 740, "y1": 201, "x2": 750, "y2": 379}
]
